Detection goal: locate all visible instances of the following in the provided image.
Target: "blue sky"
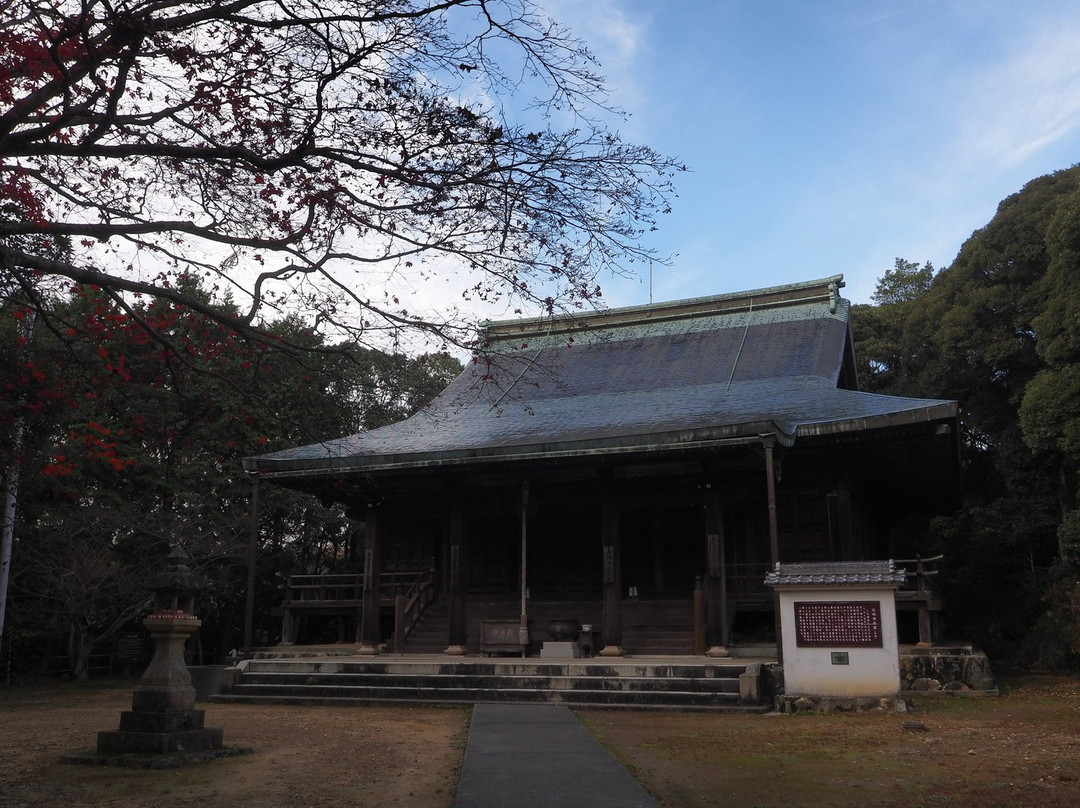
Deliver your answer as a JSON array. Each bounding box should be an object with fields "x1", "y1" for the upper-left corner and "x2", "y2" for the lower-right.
[{"x1": 542, "y1": 0, "x2": 1080, "y2": 307}]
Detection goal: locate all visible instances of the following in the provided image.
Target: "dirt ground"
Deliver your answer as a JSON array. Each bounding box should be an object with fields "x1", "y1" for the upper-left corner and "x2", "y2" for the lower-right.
[
  {"x1": 0, "y1": 684, "x2": 470, "y2": 808},
  {"x1": 582, "y1": 674, "x2": 1080, "y2": 808},
  {"x1": 1, "y1": 674, "x2": 1079, "y2": 808}
]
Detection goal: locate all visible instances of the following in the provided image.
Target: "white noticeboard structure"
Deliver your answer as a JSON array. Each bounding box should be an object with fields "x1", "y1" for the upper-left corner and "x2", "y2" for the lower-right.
[{"x1": 765, "y1": 561, "x2": 907, "y2": 708}]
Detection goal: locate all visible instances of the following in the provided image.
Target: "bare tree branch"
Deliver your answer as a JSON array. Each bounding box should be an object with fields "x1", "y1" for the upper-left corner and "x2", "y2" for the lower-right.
[{"x1": 1, "y1": 0, "x2": 683, "y2": 353}]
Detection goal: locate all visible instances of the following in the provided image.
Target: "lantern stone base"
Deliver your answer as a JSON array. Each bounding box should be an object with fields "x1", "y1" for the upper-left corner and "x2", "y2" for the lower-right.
[
  {"x1": 97, "y1": 724, "x2": 225, "y2": 756},
  {"x1": 60, "y1": 742, "x2": 251, "y2": 769},
  {"x1": 110, "y1": 707, "x2": 209, "y2": 734}
]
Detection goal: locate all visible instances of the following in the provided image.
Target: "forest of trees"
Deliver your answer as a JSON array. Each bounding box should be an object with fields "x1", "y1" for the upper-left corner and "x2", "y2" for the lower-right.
[
  {"x1": 853, "y1": 163, "x2": 1080, "y2": 668},
  {"x1": 0, "y1": 278, "x2": 460, "y2": 679}
]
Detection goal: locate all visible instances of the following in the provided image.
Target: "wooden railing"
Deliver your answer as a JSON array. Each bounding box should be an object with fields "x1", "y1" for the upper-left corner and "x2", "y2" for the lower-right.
[
  {"x1": 895, "y1": 554, "x2": 943, "y2": 600},
  {"x1": 284, "y1": 573, "x2": 364, "y2": 605},
  {"x1": 280, "y1": 564, "x2": 438, "y2": 646},
  {"x1": 895, "y1": 554, "x2": 944, "y2": 645}
]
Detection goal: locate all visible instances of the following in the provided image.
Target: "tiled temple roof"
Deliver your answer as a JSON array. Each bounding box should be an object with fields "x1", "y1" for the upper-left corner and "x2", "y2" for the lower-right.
[{"x1": 244, "y1": 276, "x2": 957, "y2": 478}]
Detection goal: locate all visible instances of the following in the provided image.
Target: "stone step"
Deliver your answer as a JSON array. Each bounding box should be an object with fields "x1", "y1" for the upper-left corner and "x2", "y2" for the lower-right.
[
  {"x1": 242, "y1": 659, "x2": 745, "y2": 677},
  {"x1": 233, "y1": 672, "x2": 740, "y2": 694},
  {"x1": 214, "y1": 683, "x2": 743, "y2": 708},
  {"x1": 214, "y1": 657, "x2": 765, "y2": 710}
]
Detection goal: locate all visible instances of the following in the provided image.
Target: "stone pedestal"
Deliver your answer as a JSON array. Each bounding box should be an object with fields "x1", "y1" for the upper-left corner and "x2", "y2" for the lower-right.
[{"x1": 96, "y1": 615, "x2": 225, "y2": 756}]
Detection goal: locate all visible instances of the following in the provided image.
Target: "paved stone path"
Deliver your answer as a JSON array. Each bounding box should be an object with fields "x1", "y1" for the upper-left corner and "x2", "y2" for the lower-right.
[{"x1": 454, "y1": 703, "x2": 659, "y2": 808}]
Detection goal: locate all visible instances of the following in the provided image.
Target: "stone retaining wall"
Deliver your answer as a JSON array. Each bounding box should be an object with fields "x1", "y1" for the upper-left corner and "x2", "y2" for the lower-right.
[{"x1": 900, "y1": 646, "x2": 997, "y2": 694}]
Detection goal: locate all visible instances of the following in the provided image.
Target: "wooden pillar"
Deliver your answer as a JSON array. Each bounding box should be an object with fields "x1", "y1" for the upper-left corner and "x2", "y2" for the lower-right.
[
  {"x1": 599, "y1": 486, "x2": 623, "y2": 656},
  {"x1": 445, "y1": 499, "x2": 468, "y2": 655},
  {"x1": 281, "y1": 607, "x2": 295, "y2": 646},
  {"x1": 519, "y1": 482, "x2": 530, "y2": 649},
  {"x1": 704, "y1": 485, "x2": 730, "y2": 657},
  {"x1": 763, "y1": 437, "x2": 780, "y2": 568},
  {"x1": 916, "y1": 556, "x2": 933, "y2": 646},
  {"x1": 357, "y1": 503, "x2": 382, "y2": 654},
  {"x1": 763, "y1": 435, "x2": 783, "y2": 662}
]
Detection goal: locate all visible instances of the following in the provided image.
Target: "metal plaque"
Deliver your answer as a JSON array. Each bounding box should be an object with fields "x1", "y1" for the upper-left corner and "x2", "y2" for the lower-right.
[
  {"x1": 794, "y1": 601, "x2": 883, "y2": 648},
  {"x1": 116, "y1": 632, "x2": 147, "y2": 662}
]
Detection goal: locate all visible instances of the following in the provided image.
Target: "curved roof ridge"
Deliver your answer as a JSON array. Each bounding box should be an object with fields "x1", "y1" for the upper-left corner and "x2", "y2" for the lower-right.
[{"x1": 481, "y1": 275, "x2": 847, "y2": 349}]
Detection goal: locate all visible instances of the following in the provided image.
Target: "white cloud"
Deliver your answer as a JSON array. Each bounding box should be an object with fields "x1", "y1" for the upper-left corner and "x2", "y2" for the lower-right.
[
  {"x1": 957, "y1": 21, "x2": 1080, "y2": 168},
  {"x1": 540, "y1": 0, "x2": 648, "y2": 111}
]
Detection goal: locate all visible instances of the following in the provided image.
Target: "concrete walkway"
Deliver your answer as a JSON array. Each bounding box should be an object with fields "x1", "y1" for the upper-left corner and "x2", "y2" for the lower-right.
[{"x1": 454, "y1": 703, "x2": 659, "y2": 808}]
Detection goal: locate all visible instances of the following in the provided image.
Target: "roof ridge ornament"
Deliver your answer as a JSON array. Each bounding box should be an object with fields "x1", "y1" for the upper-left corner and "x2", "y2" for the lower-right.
[{"x1": 828, "y1": 278, "x2": 845, "y2": 314}]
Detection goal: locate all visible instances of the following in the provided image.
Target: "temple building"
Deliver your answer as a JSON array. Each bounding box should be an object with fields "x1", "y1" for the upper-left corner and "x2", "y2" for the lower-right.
[{"x1": 243, "y1": 276, "x2": 959, "y2": 655}]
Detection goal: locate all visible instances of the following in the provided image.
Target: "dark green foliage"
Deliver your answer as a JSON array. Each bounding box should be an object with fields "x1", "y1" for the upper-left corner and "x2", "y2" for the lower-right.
[
  {"x1": 853, "y1": 258, "x2": 936, "y2": 393},
  {"x1": 871, "y1": 258, "x2": 935, "y2": 306},
  {"x1": 1030, "y1": 562, "x2": 1080, "y2": 670},
  {"x1": 853, "y1": 164, "x2": 1080, "y2": 666}
]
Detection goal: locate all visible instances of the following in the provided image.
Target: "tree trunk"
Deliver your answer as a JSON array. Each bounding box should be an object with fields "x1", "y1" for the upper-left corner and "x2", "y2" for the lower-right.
[{"x1": 68, "y1": 620, "x2": 93, "y2": 683}]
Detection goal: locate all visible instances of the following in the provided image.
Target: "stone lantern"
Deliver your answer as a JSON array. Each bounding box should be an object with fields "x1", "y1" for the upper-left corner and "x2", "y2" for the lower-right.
[{"x1": 94, "y1": 544, "x2": 227, "y2": 759}]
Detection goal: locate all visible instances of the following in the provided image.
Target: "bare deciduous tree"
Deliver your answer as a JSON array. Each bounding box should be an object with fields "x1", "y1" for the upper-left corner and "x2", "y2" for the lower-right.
[{"x1": 1, "y1": 0, "x2": 681, "y2": 350}]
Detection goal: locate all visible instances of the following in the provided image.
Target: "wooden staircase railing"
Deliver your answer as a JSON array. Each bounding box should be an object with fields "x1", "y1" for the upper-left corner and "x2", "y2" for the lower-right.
[
  {"x1": 391, "y1": 566, "x2": 438, "y2": 653},
  {"x1": 280, "y1": 564, "x2": 437, "y2": 646}
]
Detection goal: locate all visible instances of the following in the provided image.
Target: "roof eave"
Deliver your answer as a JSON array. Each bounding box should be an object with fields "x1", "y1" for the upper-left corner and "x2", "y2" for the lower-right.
[
  {"x1": 243, "y1": 398, "x2": 958, "y2": 481},
  {"x1": 793, "y1": 401, "x2": 959, "y2": 440},
  {"x1": 243, "y1": 420, "x2": 791, "y2": 480}
]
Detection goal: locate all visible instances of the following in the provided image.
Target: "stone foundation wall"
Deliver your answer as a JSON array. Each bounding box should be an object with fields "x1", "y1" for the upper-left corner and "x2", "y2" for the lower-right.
[
  {"x1": 775, "y1": 694, "x2": 912, "y2": 714},
  {"x1": 767, "y1": 647, "x2": 997, "y2": 711},
  {"x1": 899, "y1": 646, "x2": 997, "y2": 694}
]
